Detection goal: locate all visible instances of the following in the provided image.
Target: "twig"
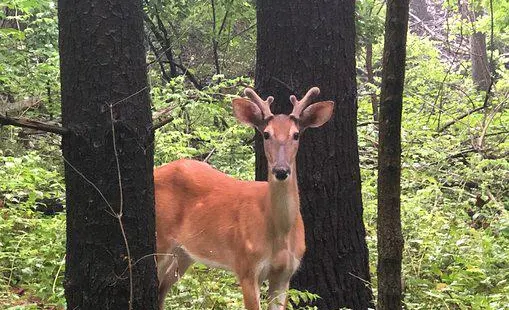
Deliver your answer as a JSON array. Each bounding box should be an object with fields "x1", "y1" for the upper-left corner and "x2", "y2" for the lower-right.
[
  {"x1": 348, "y1": 272, "x2": 373, "y2": 288},
  {"x1": 203, "y1": 148, "x2": 216, "y2": 163},
  {"x1": 110, "y1": 106, "x2": 124, "y2": 216},
  {"x1": 147, "y1": 37, "x2": 171, "y2": 82},
  {"x1": 477, "y1": 101, "x2": 505, "y2": 149},
  {"x1": 438, "y1": 106, "x2": 484, "y2": 132},
  {"x1": 219, "y1": 23, "x2": 256, "y2": 48},
  {"x1": 144, "y1": 13, "x2": 203, "y2": 89},
  {"x1": 62, "y1": 156, "x2": 117, "y2": 218},
  {"x1": 486, "y1": 189, "x2": 500, "y2": 207},
  {"x1": 433, "y1": 36, "x2": 465, "y2": 129},
  {"x1": 446, "y1": 148, "x2": 476, "y2": 159},
  {"x1": 270, "y1": 76, "x2": 298, "y2": 95},
  {"x1": 0, "y1": 114, "x2": 69, "y2": 135},
  {"x1": 110, "y1": 87, "x2": 148, "y2": 108},
  {"x1": 109, "y1": 104, "x2": 133, "y2": 310},
  {"x1": 52, "y1": 255, "x2": 65, "y2": 294},
  {"x1": 162, "y1": 60, "x2": 203, "y2": 90},
  {"x1": 8, "y1": 234, "x2": 27, "y2": 287}
]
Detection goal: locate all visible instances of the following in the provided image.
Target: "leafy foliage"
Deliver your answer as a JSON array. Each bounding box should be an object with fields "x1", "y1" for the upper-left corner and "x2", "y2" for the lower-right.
[
  {"x1": 0, "y1": 0, "x2": 60, "y2": 115},
  {"x1": 357, "y1": 26, "x2": 508, "y2": 309}
]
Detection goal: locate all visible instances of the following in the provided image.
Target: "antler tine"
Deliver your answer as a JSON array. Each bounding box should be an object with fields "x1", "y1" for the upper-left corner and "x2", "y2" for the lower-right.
[
  {"x1": 244, "y1": 88, "x2": 274, "y2": 119},
  {"x1": 290, "y1": 87, "x2": 320, "y2": 118}
]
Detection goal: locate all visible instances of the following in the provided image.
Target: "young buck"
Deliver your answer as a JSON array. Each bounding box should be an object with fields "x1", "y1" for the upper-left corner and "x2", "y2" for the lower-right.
[{"x1": 155, "y1": 87, "x2": 334, "y2": 310}]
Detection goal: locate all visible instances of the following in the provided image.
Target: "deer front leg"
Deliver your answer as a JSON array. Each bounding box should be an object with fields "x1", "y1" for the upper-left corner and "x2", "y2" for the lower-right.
[
  {"x1": 238, "y1": 272, "x2": 261, "y2": 310},
  {"x1": 157, "y1": 246, "x2": 193, "y2": 310}
]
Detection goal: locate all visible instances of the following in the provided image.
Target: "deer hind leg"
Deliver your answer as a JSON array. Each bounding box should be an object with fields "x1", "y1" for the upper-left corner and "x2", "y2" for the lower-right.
[
  {"x1": 157, "y1": 246, "x2": 193, "y2": 310},
  {"x1": 267, "y1": 271, "x2": 291, "y2": 310}
]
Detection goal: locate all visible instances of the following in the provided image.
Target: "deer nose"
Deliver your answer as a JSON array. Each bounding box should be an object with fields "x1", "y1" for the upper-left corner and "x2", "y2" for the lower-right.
[{"x1": 272, "y1": 167, "x2": 290, "y2": 181}]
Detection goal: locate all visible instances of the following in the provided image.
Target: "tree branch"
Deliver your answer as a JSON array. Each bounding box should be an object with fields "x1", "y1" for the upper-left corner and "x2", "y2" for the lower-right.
[
  {"x1": 438, "y1": 106, "x2": 484, "y2": 132},
  {"x1": 0, "y1": 114, "x2": 69, "y2": 135},
  {"x1": 152, "y1": 116, "x2": 174, "y2": 132},
  {"x1": 162, "y1": 60, "x2": 203, "y2": 90},
  {"x1": 144, "y1": 12, "x2": 203, "y2": 90},
  {"x1": 152, "y1": 106, "x2": 175, "y2": 132},
  {"x1": 219, "y1": 23, "x2": 256, "y2": 48}
]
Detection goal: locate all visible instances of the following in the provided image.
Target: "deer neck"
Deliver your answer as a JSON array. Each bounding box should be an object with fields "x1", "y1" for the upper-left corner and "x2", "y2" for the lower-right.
[{"x1": 267, "y1": 165, "x2": 300, "y2": 237}]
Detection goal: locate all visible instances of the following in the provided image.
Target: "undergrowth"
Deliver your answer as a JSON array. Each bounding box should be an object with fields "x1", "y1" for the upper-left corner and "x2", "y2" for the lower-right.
[{"x1": 1, "y1": 70, "x2": 507, "y2": 309}]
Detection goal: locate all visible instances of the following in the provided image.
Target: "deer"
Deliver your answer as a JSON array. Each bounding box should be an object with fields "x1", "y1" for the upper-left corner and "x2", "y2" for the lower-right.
[{"x1": 155, "y1": 87, "x2": 334, "y2": 310}]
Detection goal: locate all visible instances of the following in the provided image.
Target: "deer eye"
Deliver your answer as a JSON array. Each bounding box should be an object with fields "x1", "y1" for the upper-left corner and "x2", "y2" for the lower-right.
[
  {"x1": 263, "y1": 132, "x2": 270, "y2": 140},
  {"x1": 293, "y1": 132, "x2": 300, "y2": 140}
]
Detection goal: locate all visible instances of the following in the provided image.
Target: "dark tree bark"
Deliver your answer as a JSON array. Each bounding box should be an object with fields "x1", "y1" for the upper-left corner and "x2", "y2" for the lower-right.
[
  {"x1": 254, "y1": 1, "x2": 373, "y2": 309},
  {"x1": 377, "y1": 0, "x2": 409, "y2": 309},
  {"x1": 59, "y1": 0, "x2": 158, "y2": 309}
]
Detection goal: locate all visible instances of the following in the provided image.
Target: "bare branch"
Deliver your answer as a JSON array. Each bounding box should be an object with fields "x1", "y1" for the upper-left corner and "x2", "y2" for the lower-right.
[
  {"x1": 0, "y1": 114, "x2": 69, "y2": 135},
  {"x1": 152, "y1": 116, "x2": 174, "y2": 132},
  {"x1": 152, "y1": 106, "x2": 175, "y2": 132}
]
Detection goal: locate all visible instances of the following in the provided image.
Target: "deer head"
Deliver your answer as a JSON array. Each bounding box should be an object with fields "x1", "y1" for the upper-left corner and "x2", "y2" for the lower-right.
[{"x1": 232, "y1": 87, "x2": 334, "y2": 181}]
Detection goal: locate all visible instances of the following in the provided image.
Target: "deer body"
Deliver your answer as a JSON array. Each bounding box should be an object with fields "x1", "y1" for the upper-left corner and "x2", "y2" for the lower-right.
[
  {"x1": 156, "y1": 159, "x2": 304, "y2": 309},
  {"x1": 156, "y1": 88, "x2": 334, "y2": 310}
]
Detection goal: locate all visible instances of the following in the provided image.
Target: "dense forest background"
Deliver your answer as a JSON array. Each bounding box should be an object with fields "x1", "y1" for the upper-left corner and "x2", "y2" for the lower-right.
[{"x1": 0, "y1": 0, "x2": 508, "y2": 309}]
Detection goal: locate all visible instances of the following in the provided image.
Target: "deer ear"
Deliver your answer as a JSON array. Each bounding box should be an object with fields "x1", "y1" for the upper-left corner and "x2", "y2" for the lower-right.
[
  {"x1": 299, "y1": 101, "x2": 334, "y2": 129},
  {"x1": 232, "y1": 98, "x2": 264, "y2": 128}
]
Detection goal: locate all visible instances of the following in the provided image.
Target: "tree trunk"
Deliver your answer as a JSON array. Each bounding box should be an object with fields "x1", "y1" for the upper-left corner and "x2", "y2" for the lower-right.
[
  {"x1": 254, "y1": 1, "x2": 373, "y2": 309},
  {"x1": 458, "y1": 0, "x2": 491, "y2": 91},
  {"x1": 59, "y1": 0, "x2": 158, "y2": 309},
  {"x1": 470, "y1": 31, "x2": 490, "y2": 91},
  {"x1": 377, "y1": 0, "x2": 409, "y2": 309}
]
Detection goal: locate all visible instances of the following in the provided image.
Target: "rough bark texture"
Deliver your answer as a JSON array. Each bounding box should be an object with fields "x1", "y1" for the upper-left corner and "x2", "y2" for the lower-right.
[
  {"x1": 377, "y1": 0, "x2": 409, "y2": 309},
  {"x1": 59, "y1": 0, "x2": 158, "y2": 309},
  {"x1": 254, "y1": 1, "x2": 373, "y2": 309}
]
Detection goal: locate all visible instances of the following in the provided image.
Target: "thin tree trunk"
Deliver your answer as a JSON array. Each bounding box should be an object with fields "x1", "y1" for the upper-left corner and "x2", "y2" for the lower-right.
[
  {"x1": 155, "y1": 11, "x2": 178, "y2": 77},
  {"x1": 470, "y1": 31, "x2": 490, "y2": 91},
  {"x1": 255, "y1": 1, "x2": 373, "y2": 308},
  {"x1": 59, "y1": 0, "x2": 158, "y2": 308},
  {"x1": 458, "y1": 0, "x2": 490, "y2": 91},
  {"x1": 377, "y1": 0, "x2": 410, "y2": 309}
]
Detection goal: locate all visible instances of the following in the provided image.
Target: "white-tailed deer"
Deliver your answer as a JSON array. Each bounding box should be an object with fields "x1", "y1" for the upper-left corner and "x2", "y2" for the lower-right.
[{"x1": 155, "y1": 87, "x2": 334, "y2": 310}]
